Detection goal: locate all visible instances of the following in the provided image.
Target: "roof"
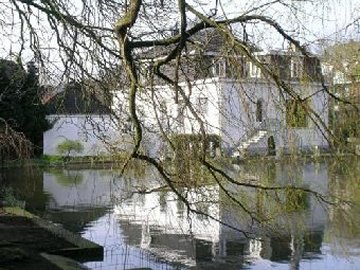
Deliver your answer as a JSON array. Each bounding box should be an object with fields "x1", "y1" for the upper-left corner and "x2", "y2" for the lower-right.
[
  {"x1": 46, "y1": 82, "x2": 111, "y2": 115},
  {"x1": 139, "y1": 28, "x2": 257, "y2": 60}
]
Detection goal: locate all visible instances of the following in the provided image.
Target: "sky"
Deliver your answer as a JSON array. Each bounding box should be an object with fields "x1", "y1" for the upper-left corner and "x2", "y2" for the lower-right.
[
  {"x1": 0, "y1": 0, "x2": 359, "y2": 81},
  {"x1": 220, "y1": 0, "x2": 360, "y2": 50}
]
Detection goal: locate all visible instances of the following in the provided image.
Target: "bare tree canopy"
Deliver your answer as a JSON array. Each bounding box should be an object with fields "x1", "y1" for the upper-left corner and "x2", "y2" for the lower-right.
[
  {"x1": 1, "y1": 0, "x2": 359, "y2": 234},
  {"x1": 1, "y1": 1, "x2": 359, "y2": 80}
]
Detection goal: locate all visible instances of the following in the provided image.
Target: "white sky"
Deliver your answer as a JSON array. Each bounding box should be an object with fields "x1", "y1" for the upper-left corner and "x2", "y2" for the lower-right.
[
  {"x1": 222, "y1": 0, "x2": 360, "y2": 44},
  {"x1": 0, "y1": 0, "x2": 359, "y2": 80}
]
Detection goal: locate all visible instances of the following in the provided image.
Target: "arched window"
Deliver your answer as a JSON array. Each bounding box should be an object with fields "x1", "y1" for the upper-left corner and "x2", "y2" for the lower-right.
[
  {"x1": 267, "y1": 136, "x2": 276, "y2": 156},
  {"x1": 256, "y1": 99, "x2": 263, "y2": 122}
]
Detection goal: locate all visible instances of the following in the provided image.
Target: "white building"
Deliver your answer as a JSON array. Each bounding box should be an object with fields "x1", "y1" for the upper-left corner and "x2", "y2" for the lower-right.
[
  {"x1": 112, "y1": 31, "x2": 329, "y2": 157},
  {"x1": 45, "y1": 31, "x2": 329, "y2": 158},
  {"x1": 43, "y1": 82, "x2": 132, "y2": 156},
  {"x1": 43, "y1": 114, "x2": 130, "y2": 156},
  {"x1": 112, "y1": 161, "x2": 329, "y2": 268}
]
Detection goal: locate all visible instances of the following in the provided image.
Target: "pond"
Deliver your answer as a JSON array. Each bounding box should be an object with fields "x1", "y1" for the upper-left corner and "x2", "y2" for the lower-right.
[{"x1": 1, "y1": 158, "x2": 360, "y2": 270}]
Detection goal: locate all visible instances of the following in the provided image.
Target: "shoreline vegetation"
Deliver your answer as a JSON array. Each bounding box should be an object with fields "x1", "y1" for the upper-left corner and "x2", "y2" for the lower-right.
[{"x1": 0, "y1": 150, "x2": 358, "y2": 170}]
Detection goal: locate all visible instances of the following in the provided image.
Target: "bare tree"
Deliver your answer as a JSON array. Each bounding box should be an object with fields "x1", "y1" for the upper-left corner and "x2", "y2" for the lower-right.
[
  {"x1": 0, "y1": 118, "x2": 32, "y2": 162},
  {"x1": 1, "y1": 0, "x2": 359, "y2": 234}
]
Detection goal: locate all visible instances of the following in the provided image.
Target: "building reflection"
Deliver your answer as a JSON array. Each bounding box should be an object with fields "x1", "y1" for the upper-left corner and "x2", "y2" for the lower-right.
[
  {"x1": 3, "y1": 159, "x2": 358, "y2": 269},
  {"x1": 111, "y1": 161, "x2": 329, "y2": 269}
]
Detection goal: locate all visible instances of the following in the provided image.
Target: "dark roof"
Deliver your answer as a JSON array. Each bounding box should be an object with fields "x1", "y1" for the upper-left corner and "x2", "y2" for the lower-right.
[
  {"x1": 135, "y1": 29, "x2": 322, "y2": 84},
  {"x1": 139, "y1": 28, "x2": 258, "y2": 60},
  {"x1": 46, "y1": 82, "x2": 111, "y2": 115},
  {"x1": 188, "y1": 28, "x2": 231, "y2": 53}
]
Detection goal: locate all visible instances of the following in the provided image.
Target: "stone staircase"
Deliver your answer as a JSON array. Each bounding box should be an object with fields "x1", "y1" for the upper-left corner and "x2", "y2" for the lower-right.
[
  {"x1": 238, "y1": 130, "x2": 268, "y2": 150},
  {"x1": 231, "y1": 119, "x2": 280, "y2": 158},
  {"x1": 232, "y1": 130, "x2": 268, "y2": 158}
]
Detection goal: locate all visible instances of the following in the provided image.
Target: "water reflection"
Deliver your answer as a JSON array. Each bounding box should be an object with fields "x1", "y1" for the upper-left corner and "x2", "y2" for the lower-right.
[
  {"x1": 44, "y1": 169, "x2": 114, "y2": 209},
  {"x1": 1, "y1": 159, "x2": 360, "y2": 269}
]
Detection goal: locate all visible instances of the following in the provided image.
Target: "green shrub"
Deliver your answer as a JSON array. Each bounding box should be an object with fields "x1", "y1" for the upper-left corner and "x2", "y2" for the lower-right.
[
  {"x1": 171, "y1": 134, "x2": 220, "y2": 159},
  {"x1": 56, "y1": 140, "x2": 84, "y2": 157},
  {"x1": 0, "y1": 186, "x2": 25, "y2": 208},
  {"x1": 41, "y1": 155, "x2": 63, "y2": 163}
]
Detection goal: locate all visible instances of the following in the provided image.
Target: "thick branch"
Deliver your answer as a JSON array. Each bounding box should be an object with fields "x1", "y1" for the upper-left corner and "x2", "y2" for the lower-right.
[{"x1": 114, "y1": 0, "x2": 143, "y2": 171}]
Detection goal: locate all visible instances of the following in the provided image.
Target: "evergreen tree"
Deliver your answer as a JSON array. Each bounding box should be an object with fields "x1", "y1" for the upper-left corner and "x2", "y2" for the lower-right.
[{"x1": 0, "y1": 59, "x2": 50, "y2": 156}]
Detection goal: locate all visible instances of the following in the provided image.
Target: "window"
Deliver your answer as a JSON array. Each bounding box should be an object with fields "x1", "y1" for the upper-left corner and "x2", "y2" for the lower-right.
[
  {"x1": 197, "y1": 97, "x2": 208, "y2": 116},
  {"x1": 250, "y1": 62, "x2": 261, "y2": 78},
  {"x1": 177, "y1": 99, "x2": 185, "y2": 127},
  {"x1": 291, "y1": 58, "x2": 303, "y2": 78},
  {"x1": 238, "y1": 57, "x2": 248, "y2": 78},
  {"x1": 256, "y1": 99, "x2": 263, "y2": 122},
  {"x1": 212, "y1": 59, "x2": 226, "y2": 77},
  {"x1": 121, "y1": 116, "x2": 132, "y2": 134},
  {"x1": 141, "y1": 61, "x2": 153, "y2": 82},
  {"x1": 159, "y1": 101, "x2": 169, "y2": 130},
  {"x1": 286, "y1": 100, "x2": 308, "y2": 128}
]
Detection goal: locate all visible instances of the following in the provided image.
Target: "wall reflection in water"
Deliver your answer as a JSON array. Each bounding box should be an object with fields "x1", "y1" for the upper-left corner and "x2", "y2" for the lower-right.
[{"x1": 1, "y1": 159, "x2": 359, "y2": 269}]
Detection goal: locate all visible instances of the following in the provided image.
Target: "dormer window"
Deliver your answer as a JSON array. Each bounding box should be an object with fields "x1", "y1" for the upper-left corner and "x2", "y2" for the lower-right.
[
  {"x1": 176, "y1": 99, "x2": 185, "y2": 128},
  {"x1": 250, "y1": 62, "x2": 261, "y2": 78},
  {"x1": 212, "y1": 59, "x2": 226, "y2": 77}
]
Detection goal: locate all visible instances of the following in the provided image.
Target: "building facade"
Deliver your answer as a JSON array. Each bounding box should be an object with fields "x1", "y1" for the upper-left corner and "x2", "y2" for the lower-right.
[{"x1": 113, "y1": 37, "x2": 329, "y2": 157}]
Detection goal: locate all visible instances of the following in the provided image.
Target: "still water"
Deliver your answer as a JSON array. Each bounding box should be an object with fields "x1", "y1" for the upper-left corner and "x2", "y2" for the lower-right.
[{"x1": 1, "y1": 158, "x2": 360, "y2": 270}]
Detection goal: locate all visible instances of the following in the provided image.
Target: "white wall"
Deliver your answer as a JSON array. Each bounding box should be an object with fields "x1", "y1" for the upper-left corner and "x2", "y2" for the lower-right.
[
  {"x1": 220, "y1": 79, "x2": 329, "y2": 153},
  {"x1": 114, "y1": 185, "x2": 221, "y2": 243},
  {"x1": 136, "y1": 79, "x2": 222, "y2": 136},
  {"x1": 110, "y1": 75, "x2": 329, "y2": 156},
  {"x1": 220, "y1": 79, "x2": 278, "y2": 149},
  {"x1": 43, "y1": 114, "x2": 132, "y2": 156}
]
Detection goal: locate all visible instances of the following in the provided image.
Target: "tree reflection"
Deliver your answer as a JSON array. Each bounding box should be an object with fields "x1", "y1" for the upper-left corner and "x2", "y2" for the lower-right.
[
  {"x1": 327, "y1": 158, "x2": 360, "y2": 249},
  {"x1": 50, "y1": 169, "x2": 84, "y2": 187}
]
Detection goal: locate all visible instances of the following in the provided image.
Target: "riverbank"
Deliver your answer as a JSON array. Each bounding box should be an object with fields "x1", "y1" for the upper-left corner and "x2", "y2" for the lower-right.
[
  {"x1": 1, "y1": 150, "x2": 358, "y2": 169},
  {"x1": 1, "y1": 154, "x2": 131, "y2": 169},
  {"x1": 0, "y1": 207, "x2": 103, "y2": 270}
]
